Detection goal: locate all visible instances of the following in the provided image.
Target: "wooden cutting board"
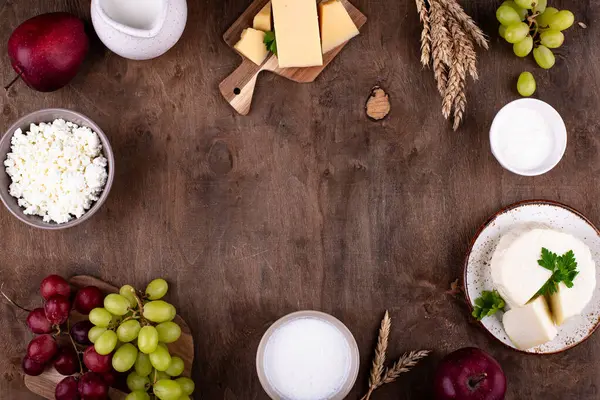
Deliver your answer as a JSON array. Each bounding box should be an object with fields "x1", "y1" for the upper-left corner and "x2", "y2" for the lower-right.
[
  {"x1": 24, "y1": 275, "x2": 194, "y2": 400},
  {"x1": 219, "y1": 0, "x2": 367, "y2": 115}
]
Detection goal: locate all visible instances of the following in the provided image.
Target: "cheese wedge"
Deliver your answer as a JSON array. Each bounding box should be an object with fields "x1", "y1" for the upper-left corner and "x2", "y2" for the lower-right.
[
  {"x1": 491, "y1": 227, "x2": 554, "y2": 307},
  {"x1": 271, "y1": 0, "x2": 323, "y2": 68},
  {"x1": 503, "y1": 296, "x2": 557, "y2": 350},
  {"x1": 548, "y1": 235, "x2": 596, "y2": 325},
  {"x1": 318, "y1": 0, "x2": 359, "y2": 54},
  {"x1": 253, "y1": 2, "x2": 272, "y2": 32},
  {"x1": 234, "y1": 28, "x2": 269, "y2": 66}
]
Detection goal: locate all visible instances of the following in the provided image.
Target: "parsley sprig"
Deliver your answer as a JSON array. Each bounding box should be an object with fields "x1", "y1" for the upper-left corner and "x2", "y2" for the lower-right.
[
  {"x1": 536, "y1": 248, "x2": 579, "y2": 296},
  {"x1": 472, "y1": 290, "x2": 506, "y2": 321},
  {"x1": 264, "y1": 31, "x2": 277, "y2": 55}
]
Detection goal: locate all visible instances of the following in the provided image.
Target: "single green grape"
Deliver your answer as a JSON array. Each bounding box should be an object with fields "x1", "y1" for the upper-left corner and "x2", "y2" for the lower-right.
[
  {"x1": 540, "y1": 30, "x2": 564, "y2": 48},
  {"x1": 504, "y1": 22, "x2": 529, "y2": 43},
  {"x1": 517, "y1": 72, "x2": 536, "y2": 97},
  {"x1": 149, "y1": 344, "x2": 172, "y2": 372},
  {"x1": 135, "y1": 352, "x2": 153, "y2": 377},
  {"x1": 104, "y1": 294, "x2": 130, "y2": 316},
  {"x1": 514, "y1": 0, "x2": 534, "y2": 9},
  {"x1": 496, "y1": 5, "x2": 521, "y2": 26},
  {"x1": 499, "y1": 24, "x2": 507, "y2": 39},
  {"x1": 95, "y1": 330, "x2": 118, "y2": 355},
  {"x1": 113, "y1": 343, "x2": 138, "y2": 372},
  {"x1": 127, "y1": 371, "x2": 150, "y2": 391},
  {"x1": 167, "y1": 305, "x2": 176, "y2": 322},
  {"x1": 153, "y1": 369, "x2": 171, "y2": 382},
  {"x1": 533, "y1": 0, "x2": 547, "y2": 13},
  {"x1": 138, "y1": 326, "x2": 160, "y2": 354},
  {"x1": 501, "y1": 1, "x2": 528, "y2": 20},
  {"x1": 533, "y1": 45, "x2": 556, "y2": 69},
  {"x1": 548, "y1": 10, "x2": 575, "y2": 31},
  {"x1": 143, "y1": 301, "x2": 176, "y2": 323},
  {"x1": 175, "y1": 377, "x2": 195, "y2": 396},
  {"x1": 125, "y1": 391, "x2": 151, "y2": 400},
  {"x1": 88, "y1": 326, "x2": 107, "y2": 343},
  {"x1": 156, "y1": 322, "x2": 182, "y2": 343},
  {"x1": 165, "y1": 357, "x2": 185, "y2": 377},
  {"x1": 536, "y1": 7, "x2": 558, "y2": 27},
  {"x1": 89, "y1": 308, "x2": 113, "y2": 327},
  {"x1": 120, "y1": 285, "x2": 138, "y2": 307},
  {"x1": 117, "y1": 320, "x2": 142, "y2": 343},
  {"x1": 513, "y1": 36, "x2": 533, "y2": 57},
  {"x1": 153, "y1": 380, "x2": 183, "y2": 400},
  {"x1": 146, "y1": 279, "x2": 169, "y2": 300}
]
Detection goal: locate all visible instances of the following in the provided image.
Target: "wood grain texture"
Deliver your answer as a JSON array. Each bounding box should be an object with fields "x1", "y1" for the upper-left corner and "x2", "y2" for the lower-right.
[
  {"x1": 1, "y1": 0, "x2": 600, "y2": 399},
  {"x1": 24, "y1": 275, "x2": 193, "y2": 400},
  {"x1": 219, "y1": 0, "x2": 367, "y2": 114}
]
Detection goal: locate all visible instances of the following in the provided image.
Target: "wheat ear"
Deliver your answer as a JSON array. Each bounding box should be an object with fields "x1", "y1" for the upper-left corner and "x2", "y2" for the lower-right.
[
  {"x1": 437, "y1": 0, "x2": 488, "y2": 49},
  {"x1": 415, "y1": 0, "x2": 432, "y2": 66},
  {"x1": 365, "y1": 311, "x2": 391, "y2": 399},
  {"x1": 429, "y1": 0, "x2": 452, "y2": 95}
]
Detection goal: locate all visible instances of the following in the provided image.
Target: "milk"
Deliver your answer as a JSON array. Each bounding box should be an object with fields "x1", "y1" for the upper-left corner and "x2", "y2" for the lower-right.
[{"x1": 263, "y1": 317, "x2": 352, "y2": 400}]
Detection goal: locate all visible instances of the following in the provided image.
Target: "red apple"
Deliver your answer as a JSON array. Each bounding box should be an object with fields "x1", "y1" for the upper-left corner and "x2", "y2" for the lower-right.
[
  {"x1": 434, "y1": 347, "x2": 506, "y2": 400},
  {"x1": 6, "y1": 12, "x2": 89, "y2": 92}
]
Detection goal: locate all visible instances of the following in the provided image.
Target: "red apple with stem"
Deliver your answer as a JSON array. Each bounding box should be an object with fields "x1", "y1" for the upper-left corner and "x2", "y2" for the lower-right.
[
  {"x1": 6, "y1": 12, "x2": 89, "y2": 92},
  {"x1": 434, "y1": 347, "x2": 506, "y2": 400}
]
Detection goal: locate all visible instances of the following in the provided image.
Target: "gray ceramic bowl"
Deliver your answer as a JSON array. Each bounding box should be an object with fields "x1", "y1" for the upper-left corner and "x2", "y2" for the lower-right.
[{"x1": 0, "y1": 109, "x2": 114, "y2": 229}]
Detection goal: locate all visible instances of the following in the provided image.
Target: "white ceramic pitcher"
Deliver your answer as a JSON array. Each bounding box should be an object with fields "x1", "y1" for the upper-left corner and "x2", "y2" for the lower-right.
[{"x1": 91, "y1": 0, "x2": 187, "y2": 60}]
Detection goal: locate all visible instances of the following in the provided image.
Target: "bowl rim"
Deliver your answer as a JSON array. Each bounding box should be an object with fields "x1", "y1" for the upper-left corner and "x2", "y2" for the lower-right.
[
  {"x1": 489, "y1": 98, "x2": 567, "y2": 177},
  {"x1": 0, "y1": 108, "x2": 115, "y2": 230},
  {"x1": 462, "y1": 199, "x2": 600, "y2": 355},
  {"x1": 255, "y1": 310, "x2": 360, "y2": 399}
]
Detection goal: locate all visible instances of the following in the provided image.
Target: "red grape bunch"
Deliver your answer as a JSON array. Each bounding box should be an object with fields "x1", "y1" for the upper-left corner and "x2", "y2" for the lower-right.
[{"x1": 11, "y1": 274, "x2": 116, "y2": 400}]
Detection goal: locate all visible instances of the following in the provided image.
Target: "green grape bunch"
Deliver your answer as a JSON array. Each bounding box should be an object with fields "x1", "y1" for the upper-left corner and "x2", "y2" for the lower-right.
[
  {"x1": 88, "y1": 278, "x2": 195, "y2": 400},
  {"x1": 496, "y1": 0, "x2": 575, "y2": 69}
]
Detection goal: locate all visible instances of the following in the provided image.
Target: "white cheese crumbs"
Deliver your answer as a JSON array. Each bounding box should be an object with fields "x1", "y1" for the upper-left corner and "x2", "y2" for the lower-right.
[{"x1": 4, "y1": 119, "x2": 108, "y2": 224}]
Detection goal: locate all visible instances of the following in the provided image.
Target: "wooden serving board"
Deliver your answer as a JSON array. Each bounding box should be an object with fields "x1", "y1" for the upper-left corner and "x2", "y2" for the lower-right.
[
  {"x1": 24, "y1": 275, "x2": 194, "y2": 400},
  {"x1": 219, "y1": 0, "x2": 367, "y2": 115}
]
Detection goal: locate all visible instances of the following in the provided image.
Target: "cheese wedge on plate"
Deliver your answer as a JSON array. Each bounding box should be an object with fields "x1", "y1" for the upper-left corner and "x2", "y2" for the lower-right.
[
  {"x1": 253, "y1": 2, "x2": 272, "y2": 32},
  {"x1": 234, "y1": 28, "x2": 269, "y2": 66},
  {"x1": 503, "y1": 296, "x2": 557, "y2": 350},
  {"x1": 548, "y1": 235, "x2": 596, "y2": 325},
  {"x1": 272, "y1": 0, "x2": 323, "y2": 67},
  {"x1": 318, "y1": 0, "x2": 359, "y2": 54}
]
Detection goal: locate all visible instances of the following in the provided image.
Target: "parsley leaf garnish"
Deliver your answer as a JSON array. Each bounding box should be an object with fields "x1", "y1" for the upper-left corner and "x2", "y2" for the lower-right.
[
  {"x1": 264, "y1": 31, "x2": 277, "y2": 55},
  {"x1": 472, "y1": 290, "x2": 506, "y2": 321},
  {"x1": 536, "y1": 248, "x2": 579, "y2": 296}
]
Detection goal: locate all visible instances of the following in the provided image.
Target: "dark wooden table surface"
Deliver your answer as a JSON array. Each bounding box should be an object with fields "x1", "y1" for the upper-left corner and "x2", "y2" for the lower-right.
[{"x1": 1, "y1": 0, "x2": 599, "y2": 399}]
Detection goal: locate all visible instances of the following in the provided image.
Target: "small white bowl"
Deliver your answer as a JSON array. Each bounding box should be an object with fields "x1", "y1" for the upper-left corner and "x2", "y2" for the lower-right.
[
  {"x1": 490, "y1": 98, "x2": 567, "y2": 176},
  {"x1": 256, "y1": 311, "x2": 360, "y2": 400}
]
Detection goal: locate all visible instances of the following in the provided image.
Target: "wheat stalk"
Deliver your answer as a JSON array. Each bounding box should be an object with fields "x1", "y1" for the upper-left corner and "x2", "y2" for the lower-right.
[
  {"x1": 415, "y1": 0, "x2": 431, "y2": 66},
  {"x1": 364, "y1": 311, "x2": 391, "y2": 400},
  {"x1": 437, "y1": 0, "x2": 488, "y2": 49},
  {"x1": 448, "y1": 14, "x2": 477, "y2": 80},
  {"x1": 360, "y1": 313, "x2": 430, "y2": 400}
]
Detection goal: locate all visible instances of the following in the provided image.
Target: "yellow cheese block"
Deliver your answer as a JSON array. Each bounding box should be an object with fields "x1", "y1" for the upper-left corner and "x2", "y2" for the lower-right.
[
  {"x1": 272, "y1": 0, "x2": 323, "y2": 68},
  {"x1": 234, "y1": 28, "x2": 269, "y2": 66},
  {"x1": 253, "y1": 2, "x2": 272, "y2": 32},
  {"x1": 319, "y1": 0, "x2": 359, "y2": 54}
]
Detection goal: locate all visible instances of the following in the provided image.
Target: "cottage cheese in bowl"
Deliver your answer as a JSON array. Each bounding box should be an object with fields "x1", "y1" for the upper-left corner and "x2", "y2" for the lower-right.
[{"x1": 4, "y1": 119, "x2": 108, "y2": 224}]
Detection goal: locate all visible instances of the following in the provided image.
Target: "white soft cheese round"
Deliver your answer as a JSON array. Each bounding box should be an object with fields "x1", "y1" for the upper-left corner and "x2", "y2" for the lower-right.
[
  {"x1": 491, "y1": 227, "x2": 596, "y2": 324},
  {"x1": 4, "y1": 119, "x2": 108, "y2": 224}
]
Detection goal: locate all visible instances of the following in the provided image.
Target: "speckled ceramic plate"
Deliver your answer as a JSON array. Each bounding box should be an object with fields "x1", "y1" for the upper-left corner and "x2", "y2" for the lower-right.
[{"x1": 464, "y1": 200, "x2": 600, "y2": 354}]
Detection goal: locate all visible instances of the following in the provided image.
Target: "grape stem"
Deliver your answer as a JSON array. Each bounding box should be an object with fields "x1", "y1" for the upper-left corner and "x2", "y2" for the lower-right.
[
  {"x1": 0, "y1": 283, "x2": 32, "y2": 312},
  {"x1": 66, "y1": 320, "x2": 85, "y2": 374}
]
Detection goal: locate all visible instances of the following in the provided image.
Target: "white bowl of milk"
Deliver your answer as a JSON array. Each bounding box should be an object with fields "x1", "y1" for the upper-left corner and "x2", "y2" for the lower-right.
[
  {"x1": 256, "y1": 311, "x2": 360, "y2": 400},
  {"x1": 490, "y1": 98, "x2": 567, "y2": 176}
]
